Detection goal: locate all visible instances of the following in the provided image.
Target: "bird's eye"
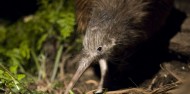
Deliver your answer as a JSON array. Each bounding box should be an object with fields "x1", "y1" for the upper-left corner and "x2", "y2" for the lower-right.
[{"x1": 97, "y1": 46, "x2": 102, "y2": 52}]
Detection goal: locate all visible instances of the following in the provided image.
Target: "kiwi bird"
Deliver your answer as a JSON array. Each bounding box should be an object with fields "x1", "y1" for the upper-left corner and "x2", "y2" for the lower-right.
[{"x1": 64, "y1": 0, "x2": 173, "y2": 94}]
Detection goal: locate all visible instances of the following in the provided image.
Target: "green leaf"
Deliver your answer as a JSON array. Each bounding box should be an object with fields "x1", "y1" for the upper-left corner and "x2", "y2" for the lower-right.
[
  {"x1": 0, "y1": 26, "x2": 6, "y2": 43},
  {"x1": 9, "y1": 65, "x2": 18, "y2": 74},
  {"x1": 69, "y1": 90, "x2": 75, "y2": 94},
  {"x1": 19, "y1": 41, "x2": 30, "y2": 59},
  {"x1": 0, "y1": 69, "x2": 4, "y2": 75},
  {"x1": 17, "y1": 74, "x2": 26, "y2": 81},
  {"x1": 37, "y1": 33, "x2": 48, "y2": 50}
]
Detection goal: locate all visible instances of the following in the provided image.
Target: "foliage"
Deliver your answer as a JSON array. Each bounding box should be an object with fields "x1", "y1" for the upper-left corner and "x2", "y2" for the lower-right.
[
  {"x1": 0, "y1": 64, "x2": 31, "y2": 93},
  {"x1": 0, "y1": 0, "x2": 81, "y2": 93}
]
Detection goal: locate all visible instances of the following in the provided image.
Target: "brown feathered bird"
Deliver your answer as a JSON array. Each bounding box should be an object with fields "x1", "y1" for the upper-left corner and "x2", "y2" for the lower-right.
[{"x1": 64, "y1": 0, "x2": 173, "y2": 94}]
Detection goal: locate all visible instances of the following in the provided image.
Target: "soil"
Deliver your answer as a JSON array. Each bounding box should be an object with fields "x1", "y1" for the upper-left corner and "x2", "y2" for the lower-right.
[{"x1": 64, "y1": 0, "x2": 190, "y2": 94}]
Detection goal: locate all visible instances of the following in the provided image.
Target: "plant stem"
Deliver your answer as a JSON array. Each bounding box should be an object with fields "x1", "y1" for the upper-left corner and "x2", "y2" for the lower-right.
[
  {"x1": 51, "y1": 45, "x2": 63, "y2": 81},
  {"x1": 31, "y1": 49, "x2": 40, "y2": 75}
]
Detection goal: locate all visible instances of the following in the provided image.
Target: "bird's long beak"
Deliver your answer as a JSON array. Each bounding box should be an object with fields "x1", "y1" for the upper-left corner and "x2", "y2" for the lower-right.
[{"x1": 64, "y1": 56, "x2": 94, "y2": 94}]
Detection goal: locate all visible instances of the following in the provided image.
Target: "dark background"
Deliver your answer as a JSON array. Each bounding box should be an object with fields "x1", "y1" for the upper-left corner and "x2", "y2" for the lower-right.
[{"x1": 0, "y1": 0, "x2": 38, "y2": 22}]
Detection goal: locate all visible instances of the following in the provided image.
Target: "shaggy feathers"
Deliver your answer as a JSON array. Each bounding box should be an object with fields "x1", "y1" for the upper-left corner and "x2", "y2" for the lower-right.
[{"x1": 76, "y1": 0, "x2": 173, "y2": 33}]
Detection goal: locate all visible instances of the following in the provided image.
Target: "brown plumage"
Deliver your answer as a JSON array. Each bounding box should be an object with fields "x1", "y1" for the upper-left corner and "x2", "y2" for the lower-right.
[
  {"x1": 65, "y1": 0, "x2": 174, "y2": 94},
  {"x1": 76, "y1": 0, "x2": 173, "y2": 33},
  {"x1": 76, "y1": 0, "x2": 92, "y2": 32}
]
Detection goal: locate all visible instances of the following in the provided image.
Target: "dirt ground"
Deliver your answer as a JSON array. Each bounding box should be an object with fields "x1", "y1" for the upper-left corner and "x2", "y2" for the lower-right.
[{"x1": 64, "y1": 0, "x2": 190, "y2": 94}]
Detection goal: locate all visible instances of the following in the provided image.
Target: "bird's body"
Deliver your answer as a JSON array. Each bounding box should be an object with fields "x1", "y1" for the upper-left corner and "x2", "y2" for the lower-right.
[{"x1": 64, "y1": 0, "x2": 173, "y2": 94}]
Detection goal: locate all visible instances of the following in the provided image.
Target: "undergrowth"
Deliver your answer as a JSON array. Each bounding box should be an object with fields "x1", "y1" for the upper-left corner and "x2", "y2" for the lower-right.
[{"x1": 0, "y1": 0, "x2": 81, "y2": 93}]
